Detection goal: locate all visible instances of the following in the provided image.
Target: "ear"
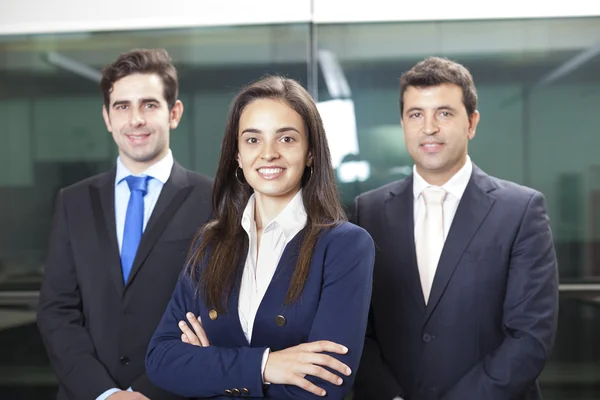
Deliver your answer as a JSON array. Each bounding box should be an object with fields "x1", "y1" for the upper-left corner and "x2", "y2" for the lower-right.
[
  {"x1": 306, "y1": 151, "x2": 313, "y2": 167},
  {"x1": 236, "y1": 153, "x2": 242, "y2": 168},
  {"x1": 467, "y1": 110, "x2": 480, "y2": 140},
  {"x1": 102, "y1": 106, "x2": 112, "y2": 133},
  {"x1": 169, "y1": 100, "x2": 184, "y2": 129}
]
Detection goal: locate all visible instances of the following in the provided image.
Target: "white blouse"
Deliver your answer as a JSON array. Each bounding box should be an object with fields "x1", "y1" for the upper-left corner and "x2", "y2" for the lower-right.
[{"x1": 238, "y1": 189, "x2": 307, "y2": 343}]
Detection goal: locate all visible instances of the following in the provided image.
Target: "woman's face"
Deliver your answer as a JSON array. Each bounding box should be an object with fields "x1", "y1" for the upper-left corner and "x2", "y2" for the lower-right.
[{"x1": 237, "y1": 98, "x2": 310, "y2": 206}]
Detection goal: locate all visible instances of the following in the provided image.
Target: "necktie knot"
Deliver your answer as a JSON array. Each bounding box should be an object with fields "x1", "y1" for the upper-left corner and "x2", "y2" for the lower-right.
[
  {"x1": 125, "y1": 175, "x2": 150, "y2": 196},
  {"x1": 422, "y1": 186, "x2": 447, "y2": 206}
]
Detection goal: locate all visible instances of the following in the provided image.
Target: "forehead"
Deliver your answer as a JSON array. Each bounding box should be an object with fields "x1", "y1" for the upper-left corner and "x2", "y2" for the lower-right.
[
  {"x1": 239, "y1": 99, "x2": 303, "y2": 128},
  {"x1": 403, "y1": 83, "x2": 464, "y2": 106},
  {"x1": 109, "y1": 73, "x2": 165, "y2": 103}
]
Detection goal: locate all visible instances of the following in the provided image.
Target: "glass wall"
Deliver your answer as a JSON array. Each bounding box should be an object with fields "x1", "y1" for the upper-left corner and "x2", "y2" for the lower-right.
[{"x1": 1, "y1": 16, "x2": 599, "y2": 399}]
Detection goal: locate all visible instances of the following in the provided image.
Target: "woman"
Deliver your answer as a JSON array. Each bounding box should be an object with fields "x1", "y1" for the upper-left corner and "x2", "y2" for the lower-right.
[{"x1": 146, "y1": 76, "x2": 374, "y2": 399}]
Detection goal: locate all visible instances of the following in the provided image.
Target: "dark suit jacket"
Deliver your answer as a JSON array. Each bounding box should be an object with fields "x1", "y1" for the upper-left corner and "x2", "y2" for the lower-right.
[
  {"x1": 353, "y1": 166, "x2": 558, "y2": 400},
  {"x1": 37, "y1": 162, "x2": 212, "y2": 400},
  {"x1": 145, "y1": 222, "x2": 375, "y2": 400}
]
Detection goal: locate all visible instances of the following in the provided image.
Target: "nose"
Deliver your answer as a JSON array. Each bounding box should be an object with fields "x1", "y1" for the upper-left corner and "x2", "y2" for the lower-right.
[
  {"x1": 130, "y1": 108, "x2": 146, "y2": 128},
  {"x1": 260, "y1": 140, "x2": 280, "y2": 161},
  {"x1": 423, "y1": 115, "x2": 439, "y2": 135}
]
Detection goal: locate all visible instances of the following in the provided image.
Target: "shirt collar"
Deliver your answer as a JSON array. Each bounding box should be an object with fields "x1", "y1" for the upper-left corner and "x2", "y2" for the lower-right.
[
  {"x1": 241, "y1": 189, "x2": 307, "y2": 240},
  {"x1": 115, "y1": 149, "x2": 174, "y2": 185},
  {"x1": 413, "y1": 155, "x2": 473, "y2": 201}
]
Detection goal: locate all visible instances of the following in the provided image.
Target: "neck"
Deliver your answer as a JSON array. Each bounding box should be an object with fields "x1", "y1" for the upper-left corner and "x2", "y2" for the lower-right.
[
  {"x1": 418, "y1": 155, "x2": 467, "y2": 186},
  {"x1": 120, "y1": 149, "x2": 168, "y2": 175},
  {"x1": 253, "y1": 190, "x2": 299, "y2": 230}
]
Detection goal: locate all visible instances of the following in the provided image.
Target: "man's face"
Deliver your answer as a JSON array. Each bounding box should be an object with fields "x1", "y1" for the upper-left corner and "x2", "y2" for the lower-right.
[
  {"x1": 401, "y1": 83, "x2": 479, "y2": 185},
  {"x1": 102, "y1": 73, "x2": 183, "y2": 173}
]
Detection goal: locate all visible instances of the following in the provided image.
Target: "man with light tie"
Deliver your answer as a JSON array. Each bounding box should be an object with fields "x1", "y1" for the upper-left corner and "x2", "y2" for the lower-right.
[
  {"x1": 37, "y1": 49, "x2": 212, "y2": 400},
  {"x1": 353, "y1": 57, "x2": 559, "y2": 400}
]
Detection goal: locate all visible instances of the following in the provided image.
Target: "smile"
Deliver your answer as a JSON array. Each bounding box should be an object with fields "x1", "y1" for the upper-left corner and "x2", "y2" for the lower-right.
[{"x1": 257, "y1": 167, "x2": 285, "y2": 179}]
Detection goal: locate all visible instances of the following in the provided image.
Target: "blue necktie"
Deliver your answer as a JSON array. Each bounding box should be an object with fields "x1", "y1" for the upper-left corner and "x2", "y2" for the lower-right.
[{"x1": 121, "y1": 175, "x2": 150, "y2": 283}]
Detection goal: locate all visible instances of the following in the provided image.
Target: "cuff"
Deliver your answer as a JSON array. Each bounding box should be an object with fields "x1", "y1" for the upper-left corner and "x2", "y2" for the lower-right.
[
  {"x1": 96, "y1": 388, "x2": 121, "y2": 400},
  {"x1": 261, "y1": 348, "x2": 271, "y2": 384}
]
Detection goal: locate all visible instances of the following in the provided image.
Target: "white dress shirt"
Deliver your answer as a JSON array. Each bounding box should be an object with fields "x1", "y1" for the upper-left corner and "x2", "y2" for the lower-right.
[
  {"x1": 98, "y1": 150, "x2": 173, "y2": 400},
  {"x1": 391, "y1": 157, "x2": 473, "y2": 400},
  {"x1": 239, "y1": 189, "x2": 307, "y2": 342},
  {"x1": 413, "y1": 156, "x2": 473, "y2": 241},
  {"x1": 237, "y1": 189, "x2": 307, "y2": 382},
  {"x1": 114, "y1": 150, "x2": 173, "y2": 252}
]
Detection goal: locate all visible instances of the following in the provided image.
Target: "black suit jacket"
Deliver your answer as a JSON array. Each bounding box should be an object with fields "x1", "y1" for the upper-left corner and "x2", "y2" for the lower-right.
[
  {"x1": 353, "y1": 166, "x2": 558, "y2": 400},
  {"x1": 37, "y1": 162, "x2": 213, "y2": 400}
]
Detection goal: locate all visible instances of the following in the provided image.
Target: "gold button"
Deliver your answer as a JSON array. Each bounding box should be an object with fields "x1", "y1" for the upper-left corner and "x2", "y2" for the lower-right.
[
  {"x1": 224, "y1": 389, "x2": 233, "y2": 396},
  {"x1": 232, "y1": 388, "x2": 241, "y2": 396},
  {"x1": 275, "y1": 315, "x2": 286, "y2": 327},
  {"x1": 242, "y1": 388, "x2": 250, "y2": 396},
  {"x1": 209, "y1": 309, "x2": 218, "y2": 320}
]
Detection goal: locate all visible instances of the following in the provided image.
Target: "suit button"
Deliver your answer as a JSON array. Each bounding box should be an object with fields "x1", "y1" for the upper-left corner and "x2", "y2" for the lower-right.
[
  {"x1": 242, "y1": 388, "x2": 250, "y2": 396},
  {"x1": 224, "y1": 389, "x2": 233, "y2": 396},
  {"x1": 422, "y1": 333, "x2": 432, "y2": 342},
  {"x1": 119, "y1": 356, "x2": 130, "y2": 365},
  {"x1": 275, "y1": 315, "x2": 286, "y2": 327},
  {"x1": 209, "y1": 309, "x2": 219, "y2": 320},
  {"x1": 232, "y1": 388, "x2": 241, "y2": 396}
]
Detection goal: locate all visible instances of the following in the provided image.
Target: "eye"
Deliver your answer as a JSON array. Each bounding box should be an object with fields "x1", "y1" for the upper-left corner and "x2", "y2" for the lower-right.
[
  {"x1": 409, "y1": 112, "x2": 421, "y2": 118},
  {"x1": 145, "y1": 103, "x2": 157, "y2": 109},
  {"x1": 280, "y1": 136, "x2": 295, "y2": 143},
  {"x1": 115, "y1": 105, "x2": 127, "y2": 110},
  {"x1": 440, "y1": 111, "x2": 451, "y2": 117},
  {"x1": 246, "y1": 137, "x2": 259, "y2": 144}
]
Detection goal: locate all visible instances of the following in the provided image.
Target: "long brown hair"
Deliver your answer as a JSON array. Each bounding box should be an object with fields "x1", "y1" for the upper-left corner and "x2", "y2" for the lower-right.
[{"x1": 186, "y1": 76, "x2": 346, "y2": 312}]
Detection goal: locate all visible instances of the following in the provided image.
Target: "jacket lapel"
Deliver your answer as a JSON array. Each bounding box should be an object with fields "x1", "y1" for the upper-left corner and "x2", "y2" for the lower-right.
[
  {"x1": 124, "y1": 162, "x2": 194, "y2": 288},
  {"x1": 384, "y1": 176, "x2": 426, "y2": 312},
  {"x1": 425, "y1": 166, "x2": 497, "y2": 321},
  {"x1": 89, "y1": 169, "x2": 124, "y2": 296}
]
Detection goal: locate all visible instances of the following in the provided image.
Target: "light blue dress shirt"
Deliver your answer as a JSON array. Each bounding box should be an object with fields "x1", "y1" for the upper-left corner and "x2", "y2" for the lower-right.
[{"x1": 96, "y1": 150, "x2": 173, "y2": 400}]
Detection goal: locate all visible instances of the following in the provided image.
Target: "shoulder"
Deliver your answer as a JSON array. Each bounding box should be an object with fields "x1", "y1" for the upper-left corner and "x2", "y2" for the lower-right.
[
  {"x1": 356, "y1": 178, "x2": 407, "y2": 205},
  {"x1": 60, "y1": 171, "x2": 113, "y2": 198},
  {"x1": 319, "y1": 221, "x2": 374, "y2": 250},
  {"x1": 486, "y1": 174, "x2": 544, "y2": 205},
  {"x1": 184, "y1": 169, "x2": 214, "y2": 191}
]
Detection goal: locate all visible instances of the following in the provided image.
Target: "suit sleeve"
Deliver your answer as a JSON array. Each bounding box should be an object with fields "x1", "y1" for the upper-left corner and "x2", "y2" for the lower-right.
[
  {"x1": 352, "y1": 196, "x2": 405, "y2": 400},
  {"x1": 145, "y1": 271, "x2": 268, "y2": 398},
  {"x1": 441, "y1": 192, "x2": 559, "y2": 400},
  {"x1": 264, "y1": 225, "x2": 375, "y2": 400},
  {"x1": 37, "y1": 189, "x2": 118, "y2": 399}
]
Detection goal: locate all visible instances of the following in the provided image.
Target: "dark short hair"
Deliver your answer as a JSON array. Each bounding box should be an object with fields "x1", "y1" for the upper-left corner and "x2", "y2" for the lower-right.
[
  {"x1": 100, "y1": 48, "x2": 178, "y2": 111},
  {"x1": 399, "y1": 56, "x2": 478, "y2": 117}
]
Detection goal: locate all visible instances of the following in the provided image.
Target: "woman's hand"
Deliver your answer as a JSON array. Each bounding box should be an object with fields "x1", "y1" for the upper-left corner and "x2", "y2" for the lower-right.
[
  {"x1": 263, "y1": 340, "x2": 352, "y2": 396},
  {"x1": 178, "y1": 312, "x2": 210, "y2": 346}
]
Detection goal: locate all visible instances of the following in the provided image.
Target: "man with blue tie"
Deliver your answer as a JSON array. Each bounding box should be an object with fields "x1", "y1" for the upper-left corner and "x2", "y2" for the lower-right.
[
  {"x1": 37, "y1": 49, "x2": 212, "y2": 400},
  {"x1": 353, "y1": 57, "x2": 559, "y2": 400}
]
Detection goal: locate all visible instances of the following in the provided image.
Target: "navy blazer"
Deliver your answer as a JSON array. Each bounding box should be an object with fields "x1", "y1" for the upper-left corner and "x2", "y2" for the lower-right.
[
  {"x1": 146, "y1": 221, "x2": 375, "y2": 399},
  {"x1": 353, "y1": 166, "x2": 559, "y2": 400}
]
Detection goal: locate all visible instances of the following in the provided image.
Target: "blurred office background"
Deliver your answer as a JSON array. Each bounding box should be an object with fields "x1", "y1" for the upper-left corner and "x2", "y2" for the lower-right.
[{"x1": 0, "y1": 0, "x2": 599, "y2": 398}]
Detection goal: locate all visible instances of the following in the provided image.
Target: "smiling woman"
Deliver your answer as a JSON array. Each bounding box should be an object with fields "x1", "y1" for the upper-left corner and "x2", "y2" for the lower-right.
[{"x1": 145, "y1": 76, "x2": 375, "y2": 399}]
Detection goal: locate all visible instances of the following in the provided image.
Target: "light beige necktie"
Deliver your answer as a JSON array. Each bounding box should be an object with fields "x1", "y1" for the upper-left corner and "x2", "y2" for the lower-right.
[{"x1": 416, "y1": 186, "x2": 447, "y2": 304}]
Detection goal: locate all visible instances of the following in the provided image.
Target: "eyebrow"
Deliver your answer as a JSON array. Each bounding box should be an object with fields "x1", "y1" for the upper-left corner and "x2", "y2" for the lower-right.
[
  {"x1": 405, "y1": 105, "x2": 458, "y2": 114},
  {"x1": 111, "y1": 98, "x2": 161, "y2": 108},
  {"x1": 240, "y1": 126, "x2": 301, "y2": 135}
]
